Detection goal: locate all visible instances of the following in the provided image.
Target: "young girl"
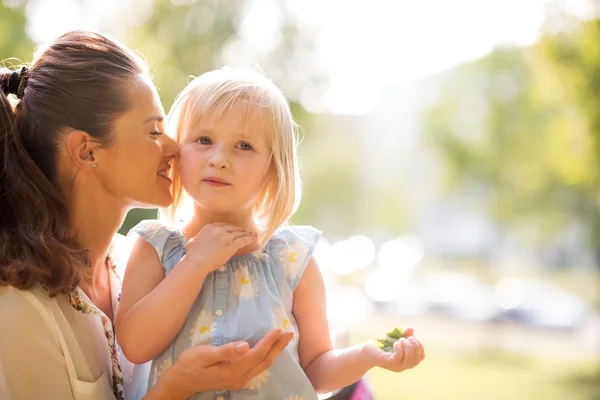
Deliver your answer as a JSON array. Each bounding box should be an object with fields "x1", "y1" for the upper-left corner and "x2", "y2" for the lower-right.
[{"x1": 116, "y1": 66, "x2": 425, "y2": 400}]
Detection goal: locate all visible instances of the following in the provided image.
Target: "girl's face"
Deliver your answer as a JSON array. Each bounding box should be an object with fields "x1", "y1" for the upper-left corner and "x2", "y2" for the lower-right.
[
  {"x1": 97, "y1": 78, "x2": 178, "y2": 208},
  {"x1": 178, "y1": 103, "x2": 272, "y2": 218}
]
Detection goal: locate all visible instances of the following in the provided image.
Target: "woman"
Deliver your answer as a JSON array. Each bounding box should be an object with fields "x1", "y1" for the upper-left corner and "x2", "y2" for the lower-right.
[{"x1": 0, "y1": 30, "x2": 292, "y2": 400}]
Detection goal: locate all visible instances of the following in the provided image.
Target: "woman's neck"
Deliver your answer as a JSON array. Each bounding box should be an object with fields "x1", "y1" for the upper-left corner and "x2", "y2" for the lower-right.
[{"x1": 69, "y1": 187, "x2": 128, "y2": 298}]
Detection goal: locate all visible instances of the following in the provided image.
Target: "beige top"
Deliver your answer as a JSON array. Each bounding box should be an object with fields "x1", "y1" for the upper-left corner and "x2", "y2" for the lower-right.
[{"x1": 0, "y1": 234, "x2": 130, "y2": 400}]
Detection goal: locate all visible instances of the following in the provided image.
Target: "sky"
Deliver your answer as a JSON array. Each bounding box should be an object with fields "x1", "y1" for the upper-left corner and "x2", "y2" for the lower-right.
[{"x1": 22, "y1": 0, "x2": 595, "y2": 115}]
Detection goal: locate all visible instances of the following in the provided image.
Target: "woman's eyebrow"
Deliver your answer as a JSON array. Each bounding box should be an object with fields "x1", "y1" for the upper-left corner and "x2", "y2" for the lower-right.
[{"x1": 143, "y1": 115, "x2": 164, "y2": 124}]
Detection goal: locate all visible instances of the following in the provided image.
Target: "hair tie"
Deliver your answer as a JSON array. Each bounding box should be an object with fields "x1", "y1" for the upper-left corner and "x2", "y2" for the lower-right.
[
  {"x1": 16, "y1": 66, "x2": 28, "y2": 99},
  {"x1": 6, "y1": 67, "x2": 28, "y2": 99}
]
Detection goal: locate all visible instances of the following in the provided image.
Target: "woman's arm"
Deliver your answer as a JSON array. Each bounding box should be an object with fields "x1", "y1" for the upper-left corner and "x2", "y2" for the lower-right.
[{"x1": 115, "y1": 237, "x2": 208, "y2": 364}]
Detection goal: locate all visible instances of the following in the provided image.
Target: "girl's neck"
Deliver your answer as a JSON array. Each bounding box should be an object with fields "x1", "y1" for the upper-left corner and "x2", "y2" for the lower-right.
[{"x1": 182, "y1": 208, "x2": 262, "y2": 255}]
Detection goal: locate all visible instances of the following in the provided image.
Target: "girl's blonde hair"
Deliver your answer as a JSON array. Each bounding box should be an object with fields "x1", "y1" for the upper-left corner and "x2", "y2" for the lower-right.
[{"x1": 164, "y1": 65, "x2": 301, "y2": 245}]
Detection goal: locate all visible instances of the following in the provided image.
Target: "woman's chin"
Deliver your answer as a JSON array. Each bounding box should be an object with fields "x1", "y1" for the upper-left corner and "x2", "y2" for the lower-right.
[
  {"x1": 133, "y1": 192, "x2": 172, "y2": 209},
  {"x1": 155, "y1": 192, "x2": 173, "y2": 208}
]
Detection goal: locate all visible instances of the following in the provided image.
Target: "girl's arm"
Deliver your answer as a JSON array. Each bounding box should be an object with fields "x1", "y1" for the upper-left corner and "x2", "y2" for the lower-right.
[
  {"x1": 115, "y1": 237, "x2": 208, "y2": 364},
  {"x1": 116, "y1": 223, "x2": 257, "y2": 364},
  {"x1": 294, "y1": 258, "x2": 425, "y2": 394},
  {"x1": 293, "y1": 258, "x2": 370, "y2": 393}
]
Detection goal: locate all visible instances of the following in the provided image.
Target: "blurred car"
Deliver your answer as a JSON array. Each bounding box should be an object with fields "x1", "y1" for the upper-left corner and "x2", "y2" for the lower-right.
[
  {"x1": 497, "y1": 278, "x2": 589, "y2": 331},
  {"x1": 421, "y1": 271, "x2": 499, "y2": 322}
]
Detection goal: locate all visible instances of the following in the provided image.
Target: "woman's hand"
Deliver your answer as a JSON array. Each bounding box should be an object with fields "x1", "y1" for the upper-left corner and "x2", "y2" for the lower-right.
[{"x1": 145, "y1": 329, "x2": 293, "y2": 400}]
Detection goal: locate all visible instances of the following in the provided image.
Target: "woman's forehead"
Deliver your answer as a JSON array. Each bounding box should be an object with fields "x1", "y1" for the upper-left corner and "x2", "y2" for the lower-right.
[{"x1": 125, "y1": 79, "x2": 164, "y2": 117}]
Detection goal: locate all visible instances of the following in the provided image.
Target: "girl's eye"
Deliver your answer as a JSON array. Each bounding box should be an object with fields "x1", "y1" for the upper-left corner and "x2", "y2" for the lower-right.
[
  {"x1": 236, "y1": 141, "x2": 254, "y2": 151},
  {"x1": 150, "y1": 131, "x2": 163, "y2": 136},
  {"x1": 197, "y1": 136, "x2": 212, "y2": 145}
]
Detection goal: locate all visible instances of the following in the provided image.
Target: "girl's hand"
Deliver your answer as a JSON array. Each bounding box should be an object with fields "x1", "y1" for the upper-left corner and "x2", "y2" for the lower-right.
[
  {"x1": 362, "y1": 326, "x2": 425, "y2": 372},
  {"x1": 183, "y1": 222, "x2": 257, "y2": 274}
]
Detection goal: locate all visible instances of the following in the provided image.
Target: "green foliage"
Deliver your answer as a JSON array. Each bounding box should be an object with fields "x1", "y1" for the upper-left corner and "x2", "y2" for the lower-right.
[
  {"x1": 293, "y1": 121, "x2": 364, "y2": 234},
  {"x1": 125, "y1": 0, "x2": 245, "y2": 110},
  {"x1": 423, "y1": 18, "x2": 600, "y2": 255},
  {"x1": 118, "y1": 208, "x2": 158, "y2": 235},
  {"x1": 536, "y1": 18, "x2": 600, "y2": 258},
  {"x1": 0, "y1": 1, "x2": 34, "y2": 64}
]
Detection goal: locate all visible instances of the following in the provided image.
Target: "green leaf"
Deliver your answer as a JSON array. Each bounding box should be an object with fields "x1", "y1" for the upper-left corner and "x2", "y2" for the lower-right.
[
  {"x1": 374, "y1": 326, "x2": 404, "y2": 353},
  {"x1": 386, "y1": 327, "x2": 404, "y2": 340}
]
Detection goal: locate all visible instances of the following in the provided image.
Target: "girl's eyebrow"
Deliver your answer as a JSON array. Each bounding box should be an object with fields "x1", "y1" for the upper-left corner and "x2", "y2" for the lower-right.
[
  {"x1": 232, "y1": 131, "x2": 252, "y2": 139},
  {"x1": 194, "y1": 129, "x2": 251, "y2": 139}
]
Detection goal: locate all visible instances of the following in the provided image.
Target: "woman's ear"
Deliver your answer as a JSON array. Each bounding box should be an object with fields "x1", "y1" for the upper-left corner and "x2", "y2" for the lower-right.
[{"x1": 65, "y1": 130, "x2": 103, "y2": 171}]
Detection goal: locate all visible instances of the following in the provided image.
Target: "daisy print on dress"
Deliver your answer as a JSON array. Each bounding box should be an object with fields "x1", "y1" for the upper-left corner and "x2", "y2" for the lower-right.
[
  {"x1": 234, "y1": 262, "x2": 259, "y2": 300},
  {"x1": 243, "y1": 368, "x2": 270, "y2": 390},
  {"x1": 152, "y1": 357, "x2": 172, "y2": 385},
  {"x1": 189, "y1": 310, "x2": 216, "y2": 346},
  {"x1": 289, "y1": 335, "x2": 301, "y2": 364},
  {"x1": 252, "y1": 249, "x2": 266, "y2": 262},
  {"x1": 279, "y1": 239, "x2": 309, "y2": 281},
  {"x1": 273, "y1": 307, "x2": 294, "y2": 332}
]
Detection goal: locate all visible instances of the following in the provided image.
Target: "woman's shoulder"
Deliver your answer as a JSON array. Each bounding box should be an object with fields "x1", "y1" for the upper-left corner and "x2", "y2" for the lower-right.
[
  {"x1": 0, "y1": 284, "x2": 53, "y2": 308},
  {"x1": 0, "y1": 285, "x2": 59, "y2": 335}
]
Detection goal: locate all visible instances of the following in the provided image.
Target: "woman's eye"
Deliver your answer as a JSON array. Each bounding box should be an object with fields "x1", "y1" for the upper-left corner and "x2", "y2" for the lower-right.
[
  {"x1": 150, "y1": 131, "x2": 163, "y2": 136},
  {"x1": 197, "y1": 136, "x2": 212, "y2": 145},
  {"x1": 236, "y1": 141, "x2": 253, "y2": 151}
]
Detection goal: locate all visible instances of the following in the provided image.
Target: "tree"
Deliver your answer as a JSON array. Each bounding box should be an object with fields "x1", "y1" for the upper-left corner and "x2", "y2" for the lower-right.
[
  {"x1": 423, "y1": 17, "x2": 600, "y2": 264},
  {"x1": 0, "y1": 1, "x2": 35, "y2": 63},
  {"x1": 537, "y1": 16, "x2": 600, "y2": 262}
]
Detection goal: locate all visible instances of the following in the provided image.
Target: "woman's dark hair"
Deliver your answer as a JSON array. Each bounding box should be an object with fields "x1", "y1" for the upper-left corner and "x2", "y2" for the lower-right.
[{"x1": 0, "y1": 30, "x2": 148, "y2": 295}]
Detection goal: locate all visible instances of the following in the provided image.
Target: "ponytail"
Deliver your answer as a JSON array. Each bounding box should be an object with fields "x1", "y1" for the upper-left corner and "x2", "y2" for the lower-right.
[{"x1": 0, "y1": 69, "x2": 90, "y2": 295}]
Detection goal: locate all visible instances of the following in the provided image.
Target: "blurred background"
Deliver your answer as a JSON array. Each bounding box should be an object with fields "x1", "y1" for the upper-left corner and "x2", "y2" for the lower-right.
[{"x1": 3, "y1": 0, "x2": 600, "y2": 398}]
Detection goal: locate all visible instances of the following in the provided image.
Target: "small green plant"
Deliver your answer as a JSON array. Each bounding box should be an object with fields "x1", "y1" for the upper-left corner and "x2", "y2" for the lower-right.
[{"x1": 374, "y1": 327, "x2": 404, "y2": 353}]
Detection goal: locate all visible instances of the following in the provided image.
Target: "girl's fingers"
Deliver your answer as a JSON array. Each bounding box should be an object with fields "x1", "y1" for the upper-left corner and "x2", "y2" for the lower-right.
[{"x1": 228, "y1": 231, "x2": 257, "y2": 241}]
